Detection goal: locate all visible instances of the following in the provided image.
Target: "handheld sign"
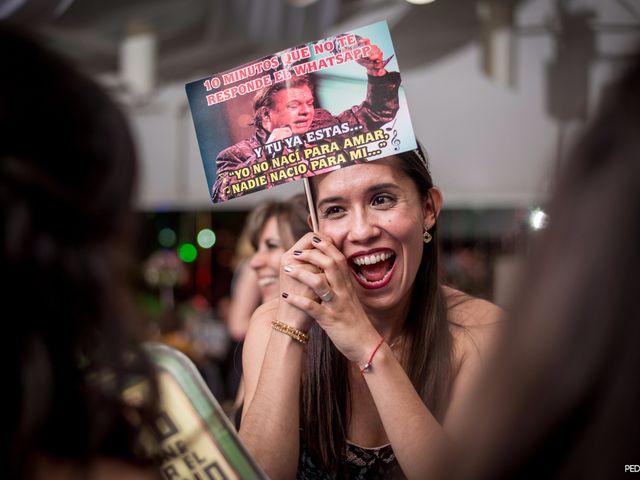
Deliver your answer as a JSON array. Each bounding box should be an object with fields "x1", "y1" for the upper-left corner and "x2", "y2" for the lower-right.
[
  {"x1": 127, "y1": 343, "x2": 267, "y2": 480},
  {"x1": 186, "y1": 21, "x2": 417, "y2": 206}
]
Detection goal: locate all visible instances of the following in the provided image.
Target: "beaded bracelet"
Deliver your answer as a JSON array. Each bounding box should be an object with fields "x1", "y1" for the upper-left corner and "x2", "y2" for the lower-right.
[
  {"x1": 271, "y1": 320, "x2": 309, "y2": 344},
  {"x1": 359, "y1": 336, "x2": 385, "y2": 375}
]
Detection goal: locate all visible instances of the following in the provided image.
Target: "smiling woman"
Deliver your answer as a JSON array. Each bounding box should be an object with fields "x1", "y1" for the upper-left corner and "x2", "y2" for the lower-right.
[
  {"x1": 239, "y1": 146, "x2": 502, "y2": 479},
  {"x1": 226, "y1": 194, "x2": 311, "y2": 427},
  {"x1": 314, "y1": 163, "x2": 428, "y2": 303},
  {"x1": 245, "y1": 195, "x2": 311, "y2": 302}
]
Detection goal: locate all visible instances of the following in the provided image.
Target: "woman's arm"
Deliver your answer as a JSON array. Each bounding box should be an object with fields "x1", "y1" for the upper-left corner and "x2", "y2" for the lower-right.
[
  {"x1": 227, "y1": 261, "x2": 262, "y2": 342},
  {"x1": 442, "y1": 294, "x2": 503, "y2": 436},
  {"x1": 239, "y1": 301, "x2": 304, "y2": 479},
  {"x1": 238, "y1": 237, "x2": 318, "y2": 480}
]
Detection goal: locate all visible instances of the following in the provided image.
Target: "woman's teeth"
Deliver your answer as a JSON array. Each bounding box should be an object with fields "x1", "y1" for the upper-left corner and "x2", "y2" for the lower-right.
[
  {"x1": 258, "y1": 277, "x2": 276, "y2": 287},
  {"x1": 352, "y1": 251, "x2": 393, "y2": 266}
]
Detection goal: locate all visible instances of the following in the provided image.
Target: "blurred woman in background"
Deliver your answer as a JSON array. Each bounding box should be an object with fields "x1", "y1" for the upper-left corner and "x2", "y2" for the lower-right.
[
  {"x1": 0, "y1": 26, "x2": 159, "y2": 479},
  {"x1": 247, "y1": 194, "x2": 311, "y2": 303},
  {"x1": 227, "y1": 194, "x2": 311, "y2": 341},
  {"x1": 227, "y1": 193, "x2": 310, "y2": 423}
]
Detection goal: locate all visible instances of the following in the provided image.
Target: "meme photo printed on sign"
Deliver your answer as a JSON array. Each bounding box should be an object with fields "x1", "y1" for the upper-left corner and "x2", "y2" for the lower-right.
[{"x1": 186, "y1": 21, "x2": 417, "y2": 204}]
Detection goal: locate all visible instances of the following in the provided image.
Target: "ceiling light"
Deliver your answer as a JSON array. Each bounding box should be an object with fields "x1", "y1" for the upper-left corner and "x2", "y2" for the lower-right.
[{"x1": 528, "y1": 208, "x2": 548, "y2": 231}]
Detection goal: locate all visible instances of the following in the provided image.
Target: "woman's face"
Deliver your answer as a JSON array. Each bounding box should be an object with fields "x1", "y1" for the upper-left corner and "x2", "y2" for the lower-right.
[
  {"x1": 249, "y1": 215, "x2": 286, "y2": 302},
  {"x1": 314, "y1": 157, "x2": 433, "y2": 312}
]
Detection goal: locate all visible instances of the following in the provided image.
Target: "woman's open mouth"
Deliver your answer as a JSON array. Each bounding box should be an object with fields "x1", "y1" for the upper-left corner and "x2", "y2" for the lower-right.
[{"x1": 348, "y1": 249, "x2": 396, "y2": 290}]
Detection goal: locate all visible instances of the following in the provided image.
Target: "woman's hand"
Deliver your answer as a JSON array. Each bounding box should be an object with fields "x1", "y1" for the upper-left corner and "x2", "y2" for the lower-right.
[
  {"x1": 276, "y1": 234, "x2": 320, "y2": 333},
  {"x1": 280, "y1": 232, "x2": 380, "y2": 364}
]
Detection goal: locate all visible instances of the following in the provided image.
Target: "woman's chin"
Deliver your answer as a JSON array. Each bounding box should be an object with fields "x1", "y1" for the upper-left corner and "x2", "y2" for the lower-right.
[{"x1": 353, "y1": 278, "x2": 409, "y2": 313}]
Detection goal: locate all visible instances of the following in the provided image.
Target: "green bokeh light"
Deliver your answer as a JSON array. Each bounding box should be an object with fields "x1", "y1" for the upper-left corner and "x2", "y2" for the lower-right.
[
  {"x1": 158, "y1": 228, "x2": 177, "y2": 248},
  {"x1": 197, "y1": 228, "x2": 217, "y2": 249},
  {"x1": 178, "y1": 243, "x2": 198, "y2": 263}
]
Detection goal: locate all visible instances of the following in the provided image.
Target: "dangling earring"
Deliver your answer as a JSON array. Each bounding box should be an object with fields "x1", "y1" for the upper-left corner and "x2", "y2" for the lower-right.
[{"x1": 423, "y1": 226, "x2": 432, "y2": 244}]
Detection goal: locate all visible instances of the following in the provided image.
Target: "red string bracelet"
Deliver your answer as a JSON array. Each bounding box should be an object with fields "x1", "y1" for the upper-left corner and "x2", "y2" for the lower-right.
[{"x1": 359, "y1": 336, "x2": 385, "y2": 375}]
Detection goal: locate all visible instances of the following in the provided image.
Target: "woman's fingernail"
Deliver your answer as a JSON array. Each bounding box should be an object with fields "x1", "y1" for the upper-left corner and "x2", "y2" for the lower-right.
[
  {"x1": 282, "y1": 292, "x2": 289, "y2": 299},
  {"x1": 312, "y1": 236, "x2": 321, "y2": 243},
  {"x1": 293, "y1": 250, "x2": 302, "y2": 256},
  {"x1": 284, "y1": 265, "x2": 293, "y2": 273}
]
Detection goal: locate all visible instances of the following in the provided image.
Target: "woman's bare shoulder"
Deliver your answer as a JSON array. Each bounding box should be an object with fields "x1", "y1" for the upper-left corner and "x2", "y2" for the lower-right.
[
  {"x1": 443, "y1": 288, "x2": 504, "y2": 432},
  {"x1": 444, "y1": 286, "x2": 503, "y2": 361},
  {"x1": 250, "y1": 298, "x2": 278, "y2": 325},
  {"x1": 445, "y1": 286, "x2": 502, "y2": 328},
  {"x1": 244, "y1": 298, "x2": 279, "y2": 352}
]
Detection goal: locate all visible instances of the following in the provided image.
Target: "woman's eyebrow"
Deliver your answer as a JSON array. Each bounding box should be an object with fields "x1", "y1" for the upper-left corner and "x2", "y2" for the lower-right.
[
  {"x1": 317, "y1": 195, "x2": 343, "y2": 209},
  {"x1": 317, "y1": 183, "x2": 400, "y2": 209},
  {"x1": 366, "y1": 183, "x2": 400, "y2": 193}
]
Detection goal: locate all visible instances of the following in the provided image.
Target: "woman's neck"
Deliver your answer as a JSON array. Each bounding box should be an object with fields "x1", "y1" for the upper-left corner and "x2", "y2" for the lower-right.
[{"x1": 363, "y1": 297, "x2": 410, "y2": 342}]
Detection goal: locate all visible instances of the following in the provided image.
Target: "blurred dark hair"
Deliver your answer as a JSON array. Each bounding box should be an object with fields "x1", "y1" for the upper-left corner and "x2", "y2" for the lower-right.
[
  {"x1": 458, "y1": 50, "x2": 640, "y2": 479},
  {"x1": 0, "y1": 26, "x2": 158, "y2": 478},
  {"x1": 303, "y1": 147, "x2": 453, "y2": 473},
  {"x1": 245, "y1": 193, "x2": 311, "y2": 250}
]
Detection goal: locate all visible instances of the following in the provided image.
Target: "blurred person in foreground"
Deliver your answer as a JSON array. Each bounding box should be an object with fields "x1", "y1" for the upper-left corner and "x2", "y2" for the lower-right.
[
  {"x1": 0, "y1": 26, "x2": 159, "y2": 479},
  {"x1": 453, "y1": 52, "x2": 640, "y2": 479}
]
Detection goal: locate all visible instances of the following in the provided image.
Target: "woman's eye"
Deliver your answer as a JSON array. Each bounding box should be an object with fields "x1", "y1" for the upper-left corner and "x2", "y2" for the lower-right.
[
  {"x1": 372, "y1": 194, "x2": 395, "y2": 207},
  {"x1": 322, "y1": 205, "x2": 345, "y2": 218}
]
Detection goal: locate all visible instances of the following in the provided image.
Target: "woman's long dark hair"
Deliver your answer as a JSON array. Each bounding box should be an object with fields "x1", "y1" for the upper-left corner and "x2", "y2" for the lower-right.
[
  {"x1": 302, "y1": 148, "x2": 453, "y2": 472},
  {"x1": 0, "y1": 27, "x2": 158, "y2": 478}
]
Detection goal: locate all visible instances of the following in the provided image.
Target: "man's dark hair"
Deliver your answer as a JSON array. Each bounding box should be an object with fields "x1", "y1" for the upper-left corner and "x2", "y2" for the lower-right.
[{"x1": 251, "y1": 76, "x2": 314, "y2": 128}]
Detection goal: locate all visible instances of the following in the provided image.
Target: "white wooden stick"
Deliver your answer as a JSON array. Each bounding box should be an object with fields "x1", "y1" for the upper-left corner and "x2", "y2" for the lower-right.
[{"x1": 303, "y1": 177, "x2": 319, "y2": 233}]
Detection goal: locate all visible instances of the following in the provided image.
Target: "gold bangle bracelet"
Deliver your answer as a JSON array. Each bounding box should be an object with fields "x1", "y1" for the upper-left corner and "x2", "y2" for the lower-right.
[{"x1": 271, "y1": 320, "x2": 309, "y2": 344}]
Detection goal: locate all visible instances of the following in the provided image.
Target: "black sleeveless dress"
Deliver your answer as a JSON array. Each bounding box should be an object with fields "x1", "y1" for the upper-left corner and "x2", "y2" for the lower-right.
[{"x1": 297, "y1": 439, "x2": 406, "y2": 479}]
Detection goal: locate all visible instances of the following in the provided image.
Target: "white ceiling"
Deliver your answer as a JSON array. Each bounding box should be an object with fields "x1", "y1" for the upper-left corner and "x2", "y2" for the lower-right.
[{"x1": 3, "y1": 0, "x2": 639, "y2": 210}]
